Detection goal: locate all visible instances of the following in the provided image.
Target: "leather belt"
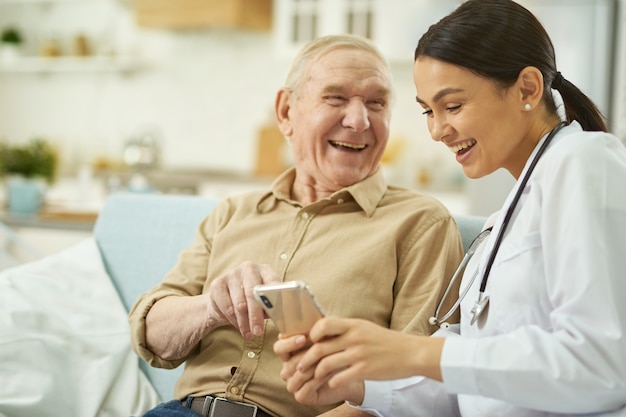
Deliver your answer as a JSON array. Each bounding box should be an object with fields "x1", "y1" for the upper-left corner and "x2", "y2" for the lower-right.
[{"x1": 183, "y1": 395, "x2": 273, "y2": 417}]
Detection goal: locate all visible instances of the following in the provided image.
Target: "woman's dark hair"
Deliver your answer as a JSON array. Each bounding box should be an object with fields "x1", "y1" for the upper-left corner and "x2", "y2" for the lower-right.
[{"x1": 415, "y1": 0, "x2": 607, "y2": 132}]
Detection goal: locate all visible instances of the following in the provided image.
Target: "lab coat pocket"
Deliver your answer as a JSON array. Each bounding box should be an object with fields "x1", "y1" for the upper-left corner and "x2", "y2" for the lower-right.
[
  {"x1": 494, "y1": 231, "x2": 542, "y2": 266},
  {"x1": 489, "y1": 231, "x2": 549, "y2": 332}
]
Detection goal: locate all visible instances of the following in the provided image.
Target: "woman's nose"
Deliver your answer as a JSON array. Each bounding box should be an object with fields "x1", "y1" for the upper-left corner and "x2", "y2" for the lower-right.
[
  {"x1": 429, "y1": 114, "x2": 450, "y2": 142},
  {"x1": 342, "y1": 100, "x2": 371, "y2": 132}
]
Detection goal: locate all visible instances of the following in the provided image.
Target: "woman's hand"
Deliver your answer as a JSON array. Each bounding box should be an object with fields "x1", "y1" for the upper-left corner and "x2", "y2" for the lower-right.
[
  {"x1": 274, "y1": 333, "x2": 365, "y2": 405},
  {"x1": 297, "y1": 318, "x2": 444, "y2": 389},
  {"x1": 274, "y1": 317, "x2": 445, "y2": 405}
]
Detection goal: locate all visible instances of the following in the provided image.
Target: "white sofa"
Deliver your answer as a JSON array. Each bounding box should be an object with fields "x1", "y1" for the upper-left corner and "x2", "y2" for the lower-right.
[{"x1": 0, "y1": 193, "x2": 486, "y2": 416}]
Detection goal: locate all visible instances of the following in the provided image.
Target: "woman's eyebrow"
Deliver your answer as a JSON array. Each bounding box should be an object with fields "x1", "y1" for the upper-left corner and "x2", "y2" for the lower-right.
[{"x1": 416, "y1": 87, "x2": 464, "y2": 105}]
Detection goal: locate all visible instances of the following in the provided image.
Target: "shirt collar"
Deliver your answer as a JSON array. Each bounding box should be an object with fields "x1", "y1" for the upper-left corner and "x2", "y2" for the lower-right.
[{"x1": 256, "y1": 167, "x2": 387, "y2": 217}]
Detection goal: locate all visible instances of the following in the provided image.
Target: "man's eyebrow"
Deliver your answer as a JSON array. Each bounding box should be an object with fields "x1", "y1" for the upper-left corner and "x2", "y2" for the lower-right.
[
  {"x1": 415, "y1": 87, "x2": 464, "y2": 105},
  {"x1": 322, "y1": 84, "x2": 391, "y2": 98},
  {"x1": 322, "y1": 84, "x2": 343, "y2": 93},
  {"x1": 375, "y1": 87, "x2": 392, "y2": 99}
]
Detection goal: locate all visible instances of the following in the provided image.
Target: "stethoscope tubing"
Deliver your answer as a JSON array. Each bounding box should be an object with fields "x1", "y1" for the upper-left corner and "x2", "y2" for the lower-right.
[
  {"x1": 430, "y1": 121, "x2": 567, "y2": 328},
  {"x1": 475, "y1": 121, "x2": 567, "y2": 294},
  {"x1": 432, "y1": 227, "x2": 491, "y2": 325}
]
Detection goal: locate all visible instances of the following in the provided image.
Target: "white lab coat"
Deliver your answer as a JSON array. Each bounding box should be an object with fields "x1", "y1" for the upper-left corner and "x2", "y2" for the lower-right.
[{"x1": 355, "y1": 122, "x2": 626, "y2": 417}]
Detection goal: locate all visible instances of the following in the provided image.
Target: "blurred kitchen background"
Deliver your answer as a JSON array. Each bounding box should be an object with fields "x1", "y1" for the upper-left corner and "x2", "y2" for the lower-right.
[{"x1": 0, "y1": 0, "x2": 625, "y2": 263}]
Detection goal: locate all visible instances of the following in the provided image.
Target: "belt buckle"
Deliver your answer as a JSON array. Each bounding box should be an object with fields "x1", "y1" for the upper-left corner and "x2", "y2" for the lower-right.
[{"x1": 210, "y1": 397, "x2": 257, "y2": 417}]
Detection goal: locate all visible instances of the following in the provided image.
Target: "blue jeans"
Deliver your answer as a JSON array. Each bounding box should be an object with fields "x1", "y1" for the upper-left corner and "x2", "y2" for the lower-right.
[{"x1": 141, "y1": 400, "x2": 199, "y2": 417}]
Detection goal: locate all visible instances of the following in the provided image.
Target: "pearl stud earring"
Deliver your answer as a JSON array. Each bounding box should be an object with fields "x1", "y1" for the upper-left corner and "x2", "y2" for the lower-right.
[{"x1": 524, "y1": 103, "x2": 532, "y2": 111}]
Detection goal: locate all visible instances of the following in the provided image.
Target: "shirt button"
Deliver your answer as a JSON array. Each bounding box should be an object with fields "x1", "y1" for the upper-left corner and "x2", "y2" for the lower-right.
[
  {"x1": 247, "y1": 351, "x2": 256, "y2": 359},
  {"x1": 337, "y1": 198, "x2": 344, "y2": 204},
  {"x1": 230, "y1": 387, "x2": 239, "y2": 395},
  {"x1": 301, "y1": 212, "x2": 309, "y2": 219},
  {"x1": 279, "y1": 253, "x2": 288, "y2": 260}
]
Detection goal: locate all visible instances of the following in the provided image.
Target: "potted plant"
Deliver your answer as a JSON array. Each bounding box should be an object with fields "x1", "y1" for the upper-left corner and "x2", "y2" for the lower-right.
[
  {"x1": 0, "y1": 138, "x2": 58, "y2": 215},
  {"x1": 1, "y1": 26, "x2": 24, "y2": 63}
]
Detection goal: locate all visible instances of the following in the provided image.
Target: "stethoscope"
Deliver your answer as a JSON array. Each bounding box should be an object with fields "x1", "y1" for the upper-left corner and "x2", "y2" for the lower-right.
[{"x1": 429, "y1": 121, "x2": 567, "y2": 329}]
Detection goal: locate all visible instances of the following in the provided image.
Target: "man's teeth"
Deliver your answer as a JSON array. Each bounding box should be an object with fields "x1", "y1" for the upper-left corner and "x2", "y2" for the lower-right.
[
  {"x1": 330, "y1": 141, "x2": 367, "y2": 150},
  {"x1": 449, "y1": 139, "x2": 476, "y2": 153}
]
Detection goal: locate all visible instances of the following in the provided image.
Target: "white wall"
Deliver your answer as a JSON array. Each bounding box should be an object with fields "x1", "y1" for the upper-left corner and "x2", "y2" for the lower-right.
[
  {"x1": 0, "y1": 0, "x2": 452, "y2": 188},
  {"x1": 0, "y1": 0, "x2": 621, "y2": 218},
  {"x1": 612, "y1": 0, "x2": 626, "y2": 143},
  {"x1": 0, "y1": 1, "x2": 289, "y2": 173}
]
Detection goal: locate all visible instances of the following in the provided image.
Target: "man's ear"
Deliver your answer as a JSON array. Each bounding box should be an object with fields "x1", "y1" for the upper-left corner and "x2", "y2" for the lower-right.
[
  {"x1": 275, "y1": 88, "x2": 294, "y2": 137},
  {"x1": 517, "y1": 66, "x2": 544, "y2": 109}
]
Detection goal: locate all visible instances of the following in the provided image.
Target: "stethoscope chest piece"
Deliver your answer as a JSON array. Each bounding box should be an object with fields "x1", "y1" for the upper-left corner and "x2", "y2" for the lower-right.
[{"x1": 470, "y1": 293, "x2": 490, "y2": 325}]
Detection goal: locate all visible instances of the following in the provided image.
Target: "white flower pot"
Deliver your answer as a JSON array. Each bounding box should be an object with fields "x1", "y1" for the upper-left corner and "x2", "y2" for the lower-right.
[{"x1": 0, "y1": 44, "x2": 21, "y2": 64}]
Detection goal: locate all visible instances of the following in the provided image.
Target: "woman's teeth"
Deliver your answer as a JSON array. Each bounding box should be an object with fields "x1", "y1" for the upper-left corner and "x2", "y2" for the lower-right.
[
  {"x1": 330, "y1": 140, "x2": 367, "y2": 150},
  {"x1": 449, "y1": 139, "x2": 476, "y2": 154}
]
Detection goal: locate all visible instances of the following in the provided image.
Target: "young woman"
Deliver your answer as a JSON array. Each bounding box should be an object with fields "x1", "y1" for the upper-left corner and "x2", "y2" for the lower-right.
[{"x1": 273, "y1": 1, "x2": 626, "y2": 416}]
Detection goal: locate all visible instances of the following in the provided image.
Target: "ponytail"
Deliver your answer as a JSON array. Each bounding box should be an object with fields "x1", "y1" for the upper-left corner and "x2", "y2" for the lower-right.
[{"x1": 553, "y1": 76, "x2": 608, "y2": 132}]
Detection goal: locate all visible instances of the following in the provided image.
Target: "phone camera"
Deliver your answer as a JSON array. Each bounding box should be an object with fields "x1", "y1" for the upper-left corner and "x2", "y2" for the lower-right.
[{"x1": 260, "y1": 295, "x2": 273, "y2": 308}]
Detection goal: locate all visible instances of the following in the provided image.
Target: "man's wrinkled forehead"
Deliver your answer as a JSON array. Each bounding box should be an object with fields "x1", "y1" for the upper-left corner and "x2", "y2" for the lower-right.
[{"x1": 303, "y1": 48, "x2": 394, "y2": 97}]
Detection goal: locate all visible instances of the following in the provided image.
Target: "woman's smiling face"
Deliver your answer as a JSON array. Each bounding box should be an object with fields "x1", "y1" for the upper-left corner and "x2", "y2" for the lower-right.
[{"x1": 413, "y1": 56, "x2": 529, "y2": 179}]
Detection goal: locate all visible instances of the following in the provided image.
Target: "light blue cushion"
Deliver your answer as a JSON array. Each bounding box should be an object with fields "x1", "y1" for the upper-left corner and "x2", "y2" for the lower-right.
[
  {"x1": 455, "y1": 214, "x2": 487, "y2": 252},
  {"x1": 93, "y1": 193, "x2": 219, "y2": 402}
]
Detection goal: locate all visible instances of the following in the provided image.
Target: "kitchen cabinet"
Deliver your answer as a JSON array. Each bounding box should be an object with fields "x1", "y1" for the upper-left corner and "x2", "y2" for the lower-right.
[
  {"x1": 273, "y1": 0, "x2": 461, "y2": 61},
  {"x1": 133, "y1": 0, "x2": 272, "y2": 31}
]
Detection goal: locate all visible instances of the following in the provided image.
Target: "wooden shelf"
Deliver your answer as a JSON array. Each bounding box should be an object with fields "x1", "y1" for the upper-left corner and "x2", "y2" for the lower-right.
[
  {"x1": 0, "y1": 55, "x2": 145, "y2": 74},
  {"x1": 0, "y1": 0, "x2": 110, "y2": 4}
]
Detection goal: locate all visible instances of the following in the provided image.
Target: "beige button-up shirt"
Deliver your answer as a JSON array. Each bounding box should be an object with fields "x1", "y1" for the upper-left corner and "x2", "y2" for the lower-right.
[{"x1": 129, "y1": 168, "x2": 463, "y2": 417}]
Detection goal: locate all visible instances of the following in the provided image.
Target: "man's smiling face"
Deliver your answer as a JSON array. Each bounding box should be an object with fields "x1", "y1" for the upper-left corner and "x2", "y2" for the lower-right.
[{"x1": 285, "y1": 47, "x2": 392, "y2": 191}]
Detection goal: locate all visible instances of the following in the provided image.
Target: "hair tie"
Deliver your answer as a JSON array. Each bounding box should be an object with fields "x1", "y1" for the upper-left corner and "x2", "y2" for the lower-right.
[
  {"x1": 552, "y1": 71, "x2": 564, "y2": 89},
  {"x1": 551, "y1": 89, "x2": 567, "y2": 122}
]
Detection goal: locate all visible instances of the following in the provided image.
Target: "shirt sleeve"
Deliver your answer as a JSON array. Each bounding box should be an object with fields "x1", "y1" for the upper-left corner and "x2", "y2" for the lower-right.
[
  {"x1": 441, "y1": 132, "x2": 626, "y2": 413},
  {"x1": 392, "y1": 210, "x2": 464, "y2": 336}
]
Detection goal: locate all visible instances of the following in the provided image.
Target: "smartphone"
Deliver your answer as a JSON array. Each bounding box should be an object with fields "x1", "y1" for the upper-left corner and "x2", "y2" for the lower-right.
[{"x1": 253, "y1": 281, "x2": 325, "y2": 336}]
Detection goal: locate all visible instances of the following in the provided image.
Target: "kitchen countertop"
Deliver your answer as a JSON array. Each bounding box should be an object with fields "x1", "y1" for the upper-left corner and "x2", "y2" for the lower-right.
[
  {"x1": 0, "y1": 209, "x2": 97, "y2": 231},
  {"x1": 1, "y1": 168, "x2": 469, "y2": 232},
  {"x1": 0, "y1": 169, "x2": 273, "y2": 231}
]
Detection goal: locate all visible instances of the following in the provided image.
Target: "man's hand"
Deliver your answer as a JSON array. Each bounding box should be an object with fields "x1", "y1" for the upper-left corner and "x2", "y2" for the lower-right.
[
  {"x1": 145, "y1": 262, "x2": 281, "y2": 359},
  {"x1": 206, "y1": 262, "x2": 282, "y2": 340}
]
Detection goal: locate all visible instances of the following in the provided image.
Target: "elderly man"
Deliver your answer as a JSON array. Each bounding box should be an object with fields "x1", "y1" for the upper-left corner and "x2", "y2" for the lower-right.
[{"x1": 129, "y1": 34, "x2": 463, "y2": 417}]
